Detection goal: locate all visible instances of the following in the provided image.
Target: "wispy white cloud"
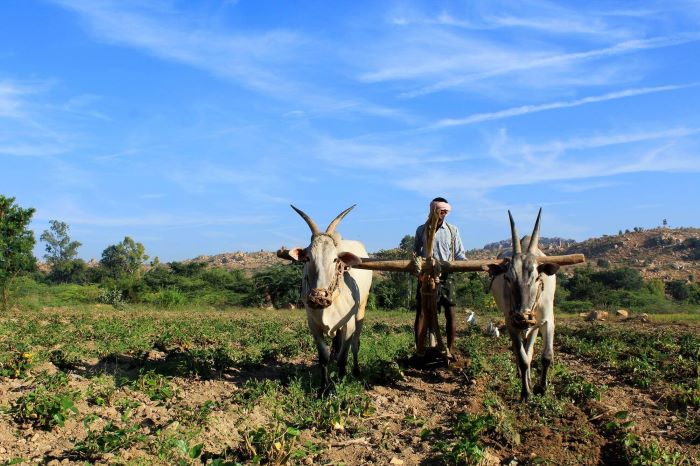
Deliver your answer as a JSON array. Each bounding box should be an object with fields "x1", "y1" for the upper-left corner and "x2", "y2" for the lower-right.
[
  {"x1": 34, "y1": 200, "x2": 271, "y2": 227},
  {"x1": 50, "y1": 0, "x2": 406, "y2": 121},
  {"x1": 50, "y1": 0, "x2": 305, "y2": 95},
  {"x1": 95, "y1": 148, "x2": 142, "y2": 161},
  {"x1": 365, "y1": 32, "x2": 700, "y2": 98},
  {"x1": 61, "y1": 94, "x2": 111, "y2": 121},
  {"x1": 398, "y1": 139, "x2": 700, "y2": 194},
  {"x1": 555, "y1": 180, "x2": 622, "y2": 193},
  {"x1": 312, "y1": 135, "x2": 464, "y2": 170},
  {"x1": 0, "y1": 144, "x2": 70, "y2": 157},
  {"x1": 0, "y1": 79, "x2": 76, "y2": 157},
  {"x1": 0, "y1": 81, "x2": 30, "y2": 119},
  {"x1": 392, "y1": 2, "x2": 633, "y2": 39},
  {"x1": 490, "y1": 126, "x2": 700, "y2": 162},
  {"x1": 400, "y1": 33, "x2": 700, "y2": 98},
  {"x1": 47, "y1": 212, "x2": 271, "y2": 227},
  {"x1": 167, "y1": 163, "x2": 271, "y2": 193},
  {"x1": 430, "y1": 83, "x2": 699, "y2": 128}
]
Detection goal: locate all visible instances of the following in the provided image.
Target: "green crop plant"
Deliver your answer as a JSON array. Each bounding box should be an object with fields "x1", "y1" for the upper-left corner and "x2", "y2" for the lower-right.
[
  {"x1": 241, "y1": 422, "x2": 301, "y2": 465},
  {"x1": 152, "y1": 425, "x2": 206, "y2": 465},
  {"x1": 74, "y1": 411, "x2": 147, "y2": 459},
  {"x1": 86, "y1": 374, "x2": 118, "y2": 407},
  {"x1": 424, "y1": 413, "x2": 494, "y2": 466},
  {"x1": 0, "y1": 345, "x2": 34, "y2": 378},
  {"x1": 604, "y1": 411, "x2": 692, "y2": 466},
  {"x1": 550, "y1": 364, "x2": 605, "y2": 404},
  {"x1": 173, "y1": 400, "x2": 217, "y2": 427},
  {"x1": 131, "y1": 369, "x2": 176, "y2": 402},
  {"x1": 10, "y1": 382, "x2": 79, "y2": 429}
]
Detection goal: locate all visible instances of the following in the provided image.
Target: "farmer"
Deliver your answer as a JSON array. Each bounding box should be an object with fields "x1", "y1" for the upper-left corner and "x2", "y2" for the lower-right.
[{"x1": 413, "y1": 197, "x2": 466, "y2": 358}]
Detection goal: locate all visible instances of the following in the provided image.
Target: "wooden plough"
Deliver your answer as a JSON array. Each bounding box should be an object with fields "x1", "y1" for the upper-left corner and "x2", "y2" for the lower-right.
[{"x1": 278, "y1": 207, "x2": 585, "y2": 365}]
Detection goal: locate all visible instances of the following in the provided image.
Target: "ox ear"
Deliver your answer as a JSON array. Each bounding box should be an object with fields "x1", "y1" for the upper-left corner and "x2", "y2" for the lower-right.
[
  {"x1": 538, "y1": 263, "x2": 560, "y2": 276},
  {"x1": 487, "y1": 263, "x2": 508, "y2": 277},
  {"x1": 338, "y1": 251, "x2": 362, "y2": 268},
  {"x1": 278, "y1": 247, "x2": 307, "y2": 262}
]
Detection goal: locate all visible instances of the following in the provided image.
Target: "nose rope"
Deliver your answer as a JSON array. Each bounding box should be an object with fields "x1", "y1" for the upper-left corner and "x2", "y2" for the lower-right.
[
  {"x1": 508, "y1": 275, "x2": 544, "y2": 327},
  {"x1": 306, "y1": 260, "x2": 347, "y2": 309}
]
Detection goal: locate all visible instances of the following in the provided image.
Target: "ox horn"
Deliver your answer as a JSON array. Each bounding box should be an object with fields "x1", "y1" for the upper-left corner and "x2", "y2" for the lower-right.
[
  {"x1": 325, "y1": 204, "x2": 356, "y2": 234},
  {"x1": 528, "y1": 208, "x2": 542, "y2": 253},
  {"x1": 291, "y1": 205, "x2": 320, "y2": 236},
  {"x1": 508, "y1": 210, "x2": 522, "y2": 254}
]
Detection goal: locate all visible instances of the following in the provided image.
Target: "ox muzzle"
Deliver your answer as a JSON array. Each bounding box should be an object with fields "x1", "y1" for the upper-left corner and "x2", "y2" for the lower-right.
[
  {"x1": 511, "y1": 309, "x2": 537, "y2": 329},
  {"x1": 307, "y1": 288, "x2": 335, "y2": 309}
]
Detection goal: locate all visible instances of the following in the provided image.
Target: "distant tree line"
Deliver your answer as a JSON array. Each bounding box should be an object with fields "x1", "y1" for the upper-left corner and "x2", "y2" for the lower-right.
[{"x1": 1, "y1": 194, "x2": 699, "y2": 313}]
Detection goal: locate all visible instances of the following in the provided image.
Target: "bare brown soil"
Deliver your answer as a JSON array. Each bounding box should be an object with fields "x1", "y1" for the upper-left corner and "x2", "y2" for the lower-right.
[{"x1": 1, "y1": 317, "x2": 698, "y2": 465}]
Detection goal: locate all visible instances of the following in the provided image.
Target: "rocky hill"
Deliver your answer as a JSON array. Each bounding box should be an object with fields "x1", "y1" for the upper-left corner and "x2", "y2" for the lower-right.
[
  {"x1": 186, "y1": 251, "x2": 286, "y2": 272},
  {"x1": 185, "y1": 227, "x2": 700, "y2": 282},
  {"x1": 559, "y1": 227, "x2": 700, "y2": 282}
]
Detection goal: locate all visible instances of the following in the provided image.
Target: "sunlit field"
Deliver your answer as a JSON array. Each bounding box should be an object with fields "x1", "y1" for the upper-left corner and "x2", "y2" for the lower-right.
[{"x1": 0, "y1": 304, "x2": 698, "y2": 465}]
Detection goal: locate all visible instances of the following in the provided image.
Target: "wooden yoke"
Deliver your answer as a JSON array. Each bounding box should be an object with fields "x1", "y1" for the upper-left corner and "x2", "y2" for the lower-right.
[
  {"x1": 415, "y1": 207, "x2": 446, "y2": 360},
  {"x1": 353, "y1": 254, "x2": 585, "y2": 272}
]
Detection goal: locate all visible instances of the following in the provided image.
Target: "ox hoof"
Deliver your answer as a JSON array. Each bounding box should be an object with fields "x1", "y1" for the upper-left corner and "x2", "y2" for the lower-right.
[{"x1": 533, "y1": 384, "x2": 546, "y2": 396}]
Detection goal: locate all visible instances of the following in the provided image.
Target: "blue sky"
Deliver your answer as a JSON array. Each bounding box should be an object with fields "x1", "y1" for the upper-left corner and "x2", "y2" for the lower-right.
[{"x1": 2, "y1": 0, "x2": 700, "y2": 262}]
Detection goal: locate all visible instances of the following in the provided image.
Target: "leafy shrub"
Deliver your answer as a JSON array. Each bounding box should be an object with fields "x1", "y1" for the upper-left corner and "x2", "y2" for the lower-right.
[
  {"x1": 592, "y1": 267, "x2": 644, "y2": 291},
  {"x1": 53, "y1": 284, "x2": 101, "y2": 304},
  {"x1": 558, "y1": 300, "x2": 593, "y2": 313},
  {"x1": 149, "y1": 288, "x2": 187, "y2": 309},
  {"x1": 10, "y1": 375, "x2": 80, "y2": 429},
  {"x1": 371, "y1": 277, "x2": 406, "y2": 310},
  {"x1": 241, "y1": 422, "x2": 301, "y2": 465},
  {"x1": 131, "y1": 370, "x2": 176, "y2": 402},
  {"x1": 683, "y1": 237, "x2": 700, "y2": 260},
  {"x1": 0, "y1": 346, "x2": 34, "y2": 378},
  {"x1": 425, "y1": 413, "x2": 494, "y2": 466},
  {"x1": 98, "y1": 287, "x2": 126, "y2": 308},
  {"x1": 247, "y1": 264, "x2": 303, "y2": 308},
  {"x1": 74, "y1": 412, "x2": 147, "y2": 458},
  {"x1": 86, "y1": 375, "x2": 117, "y2": 407}
]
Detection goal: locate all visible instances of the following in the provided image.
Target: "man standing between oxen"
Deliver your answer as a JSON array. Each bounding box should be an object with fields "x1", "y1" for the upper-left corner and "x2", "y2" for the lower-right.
[{"x1": 413, "y1": 197, "x2": 466, "y2": 359}]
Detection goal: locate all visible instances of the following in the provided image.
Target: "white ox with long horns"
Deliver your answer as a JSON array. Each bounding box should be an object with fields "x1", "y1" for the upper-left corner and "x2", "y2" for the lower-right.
[
  {"x1": 279, "y1": 205, "x2": 372, "y2": 391},
  {"x1": 488, "y1": 209, "x2": 560, "y2": 401}
]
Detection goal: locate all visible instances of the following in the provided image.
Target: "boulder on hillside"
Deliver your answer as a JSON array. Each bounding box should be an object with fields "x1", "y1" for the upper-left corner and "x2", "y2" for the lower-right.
[{"x1": 586, "y1": 310, "x2": 609, "y2": 321}]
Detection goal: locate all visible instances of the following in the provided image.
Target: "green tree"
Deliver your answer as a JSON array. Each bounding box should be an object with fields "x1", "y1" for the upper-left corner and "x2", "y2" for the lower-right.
[
  {"x1": 372, "y1": 235, "x2": 415, "y2": 310},
  {"x1": 40, "y1": 220, "x2": 85, "y2": 283},
  {"x1": 41, "y1": 220, "x2": 81, "y2": 264},
  {"x1": 0, "y1": 196, "x2": 36, "y2": 310},
  {"x1": 454, "y1": 272, "x2": 493, "y2": 311},
  {"x1": 100, "y1": 236, "x2": 149, "y2": 280},
  {"x1": 399, "y1": 234, "x2": 414, "y2": 253},
  {"x1": 246, "y1": 264, "x2": 303, "y2": 308}
]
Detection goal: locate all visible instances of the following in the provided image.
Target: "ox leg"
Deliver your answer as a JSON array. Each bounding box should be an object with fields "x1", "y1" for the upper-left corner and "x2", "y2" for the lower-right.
[
  {"x1": 337, "y1": 320, "x2": 356, "y2": 379},
  {"x1": 535, "y1": 321, "x2": 554, "y2": 395},
  {"x1": 312, "y1": 331, "x2": 331, "y2": 395},
  {"x1": 524, "y1": 328, "x2": 540, "y2": 399},
  {"x1": 330, "y1": 332, "x2": 342, "y2": 361},
  {"x1": 510, "y1": 329, "x2": 534, "y2": 402},
  {"x1": 351, "y1": 317, "x2": 364, "y2": 377}
]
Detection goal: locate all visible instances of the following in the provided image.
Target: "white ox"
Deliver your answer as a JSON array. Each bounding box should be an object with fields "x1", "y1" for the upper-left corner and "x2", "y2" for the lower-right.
[
  {"x1": 281, "y1": 205, "x2": 372, "y2": 391},
  {"x1": 489, "y1": 209, "x2": 560, "y2": 401}
]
